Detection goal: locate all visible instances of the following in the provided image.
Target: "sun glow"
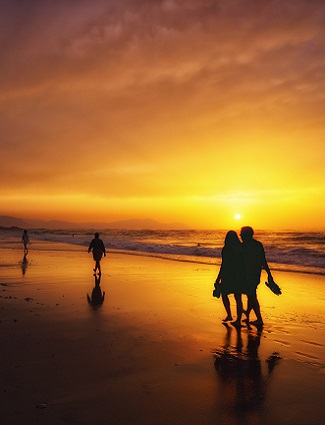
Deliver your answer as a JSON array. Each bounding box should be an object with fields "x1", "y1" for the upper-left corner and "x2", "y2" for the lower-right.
[{"x1": 234, "y1": 214, "x2": 241, "y2": 220}]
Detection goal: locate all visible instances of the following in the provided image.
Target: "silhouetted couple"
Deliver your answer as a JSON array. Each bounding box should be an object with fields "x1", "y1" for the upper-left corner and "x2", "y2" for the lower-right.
[{"x1": 214, "y1": 226, "x2": 274, "y2": 327}]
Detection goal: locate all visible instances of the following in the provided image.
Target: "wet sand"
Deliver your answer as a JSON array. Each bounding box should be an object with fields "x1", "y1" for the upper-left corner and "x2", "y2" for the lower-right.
[{"x1": 0, "y1": 239, "x2": 324, "y2": 425}]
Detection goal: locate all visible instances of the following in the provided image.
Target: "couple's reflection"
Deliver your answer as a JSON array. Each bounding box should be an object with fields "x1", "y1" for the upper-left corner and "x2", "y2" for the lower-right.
[
  {"x1": 87, "y1": 274, "x2": 105, "y2": 309},
  {"x1": 21, "y1": 253, "x2": 29, "y2": 275},
  {"x1": 213, "y1": 324, "x2": 281, "y2": 424}
]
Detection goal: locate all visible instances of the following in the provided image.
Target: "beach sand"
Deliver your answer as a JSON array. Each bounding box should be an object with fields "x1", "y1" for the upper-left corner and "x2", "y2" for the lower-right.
[{"x1": 0, "y1": 239, "x2": 324, "y2": 425}]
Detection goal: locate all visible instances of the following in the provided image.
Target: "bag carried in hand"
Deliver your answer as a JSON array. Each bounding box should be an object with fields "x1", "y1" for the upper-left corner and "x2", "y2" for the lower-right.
[{"x1": 213, "y1": 284, "x2": 222, "y2": 298}]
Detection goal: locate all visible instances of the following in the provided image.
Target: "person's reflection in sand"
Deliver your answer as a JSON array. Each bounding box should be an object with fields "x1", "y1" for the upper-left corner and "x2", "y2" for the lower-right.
[
  {"x1": 21, "y1": 253, "x2": 29, "y2": 276},
  {"x1": 213, "y1": 325, "x2": 281, "y2": 425},
  {"x1": 87, "y1": 275, "x2": 105, "y2": 310}
]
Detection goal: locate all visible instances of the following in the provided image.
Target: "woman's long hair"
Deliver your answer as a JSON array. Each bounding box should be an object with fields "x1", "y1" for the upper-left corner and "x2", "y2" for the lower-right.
[{"x1": 224, "y1": 230, "x2": 241, "y2": 248}]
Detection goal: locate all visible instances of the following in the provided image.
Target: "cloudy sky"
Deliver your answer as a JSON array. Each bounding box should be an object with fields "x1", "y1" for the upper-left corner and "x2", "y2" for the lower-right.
[{"x1": 1, "y1": 0, "x2": 324, "y2": 229}]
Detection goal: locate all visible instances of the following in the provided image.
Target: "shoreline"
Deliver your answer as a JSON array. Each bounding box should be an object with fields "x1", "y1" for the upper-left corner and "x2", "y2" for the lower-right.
[
  {"x1": 1, "y1": 233, "x2": 324, "y2": 277},
  {"x1": 1, "y1": 241, "x2": 325, "y2": 424}
]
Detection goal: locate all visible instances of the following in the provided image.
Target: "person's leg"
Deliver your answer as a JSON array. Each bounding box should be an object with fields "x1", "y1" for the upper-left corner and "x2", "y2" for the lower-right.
[
  {"x1": 93, "y1": 259, "x2": 99, "y2": 273},
  {"x1": 232, "y1": 293, "x2": 243, "y2": 325},
  {"x1": 243, "y1": 282, "x2": 256, "y2": 322},
  {"x1": 249, "y1": 291, "x2": 263, "y2": 325},
  {"x1": 94, "y1": 260, "x2": 100, "y2": 273},
  {"x1": 221, "y1": 294, "x2": 232, "y2": 321}
]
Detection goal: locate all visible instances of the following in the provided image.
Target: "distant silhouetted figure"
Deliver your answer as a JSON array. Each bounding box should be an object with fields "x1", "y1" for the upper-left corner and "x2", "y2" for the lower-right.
[
  {"x1": 22, "y1": 230, "x2": 29, "y2": 253},
  {"x1": 214, "y1": 231, "x2": 245, "y2": 326},
  {"x1": 87, "y1": 275, "x2": 105, "y2": 309},
  {"x1": 240, "y1": 226, "x2": 274, "y2": 326},
  {"x1": 88, "y1": 232, "x2": 106, "y2": 275}
]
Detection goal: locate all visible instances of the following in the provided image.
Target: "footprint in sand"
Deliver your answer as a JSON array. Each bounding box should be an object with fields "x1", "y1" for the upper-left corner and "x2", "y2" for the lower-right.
[
  {"x1": 300, "y1": 339, "x2": 323, "y2": 347},
  {"x1": 274, "y1": 339, "x2": 290, "y2": 346},
  {"x1": 295, "y1": 351, "x2": 319, "y2": 360}
]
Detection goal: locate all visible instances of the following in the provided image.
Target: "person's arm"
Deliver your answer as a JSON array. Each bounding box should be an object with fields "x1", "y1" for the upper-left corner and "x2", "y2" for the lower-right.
[
  {"x1": 261, "y1": 244, "x2": 273, "y2": 281},
  {"x1": 214, "y1": 250, "x2": 225, "y2": 287},
  {"x1": 214, "y1": 270, "x2": 222, "y2": 287},
  {"x1": 213, "y1": 260, "x2": 223, "y2": 298},
  {"x1": 101, "y1": 240, "x2": 106, "y2": 256},
  {"x1": 88, "y1": 240, "x2": 93, "y2": 253}
]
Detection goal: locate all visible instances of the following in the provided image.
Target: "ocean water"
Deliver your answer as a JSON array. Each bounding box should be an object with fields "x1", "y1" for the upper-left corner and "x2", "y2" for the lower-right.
[{"x1": 3, "y1": 228, "x2": 324, "y2": 276}]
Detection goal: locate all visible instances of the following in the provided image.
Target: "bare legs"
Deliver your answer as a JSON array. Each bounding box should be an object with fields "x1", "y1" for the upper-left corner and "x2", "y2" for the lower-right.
[
  {"x1": 222, "y1": 294, "x2": 233, "y2": 322},
  {"x1": 245, "y1": 291, "x2": 263, "y2": 325},
  {"x1": 93, "y1": 260, "x2": 101, "y2": 275},
  {"x1": 221, "y1": 292, "x2": 263, "y2": 327},
  {"x1": 221, "y1": 293, "x2": 243, "y2": 325},
  {"x1": 231, "y1": 293, "x2": 243, "y2": 326}
]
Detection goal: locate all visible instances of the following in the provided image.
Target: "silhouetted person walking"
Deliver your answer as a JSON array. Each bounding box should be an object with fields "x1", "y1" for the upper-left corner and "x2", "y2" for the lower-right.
[
  {"x1": 88, "y1": 232, "x2": 106, "y2": 275},
  {"x1": 214, "y1": 231, "x2": 245, "y2": 326},
  {"x1": 240, "y1": 226, "x2": 274, "y2": 326},
  {"x1": 22, "y1": 229, "x2": 29, "y2": 253}
]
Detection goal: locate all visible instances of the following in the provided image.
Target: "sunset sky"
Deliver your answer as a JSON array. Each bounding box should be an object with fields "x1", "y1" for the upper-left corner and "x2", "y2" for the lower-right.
[{"x1": 1, "y1": 0, "x2": 324, "y2": 230}]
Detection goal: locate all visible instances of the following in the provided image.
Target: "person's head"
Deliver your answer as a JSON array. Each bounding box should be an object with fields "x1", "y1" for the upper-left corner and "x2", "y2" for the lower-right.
[
  {"x1": 224, "y1": 230, "x2": 241, "y2": 247},
  {"x1": 240, "y1": 226, "x2": 254, "y2": 242},
  {"x1": 94, "y1": 232, "x2": 100, "y2": 238}
]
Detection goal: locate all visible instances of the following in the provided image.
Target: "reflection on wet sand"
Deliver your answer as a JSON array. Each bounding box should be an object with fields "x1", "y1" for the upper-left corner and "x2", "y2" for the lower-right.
[
  {"x1": 213, "y1": 324, "x2": 281, "y2": 425},
  {"x1": 21, "y1": 253, "x2": 29, "y2": 276},
  {"x1": 87, "y1": 274, "x2": 105, "y2": 310}
]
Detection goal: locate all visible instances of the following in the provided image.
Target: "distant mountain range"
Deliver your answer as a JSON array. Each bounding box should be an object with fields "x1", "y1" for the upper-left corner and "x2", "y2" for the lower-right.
[{"x1": 0, "y1": 215, "x2": 188, "y2": 230}]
